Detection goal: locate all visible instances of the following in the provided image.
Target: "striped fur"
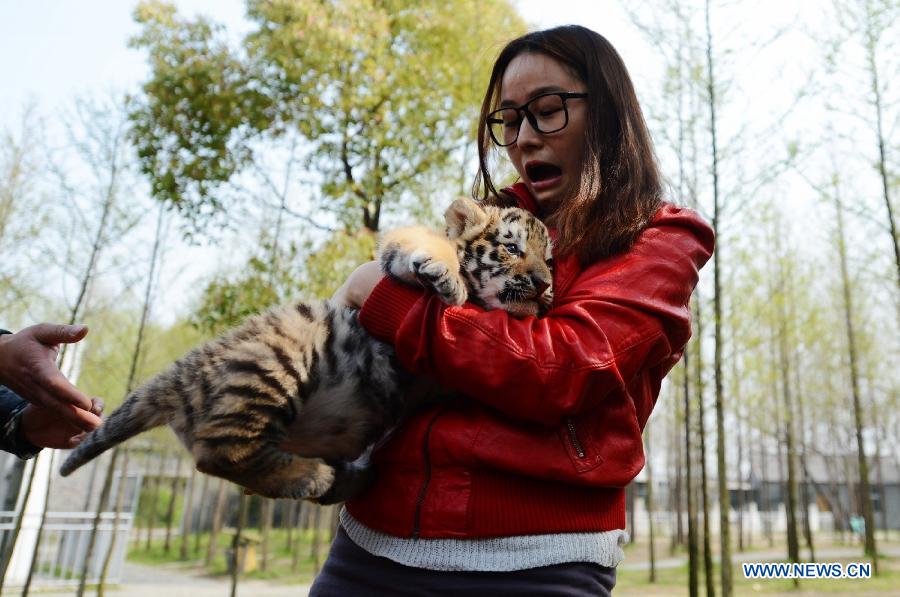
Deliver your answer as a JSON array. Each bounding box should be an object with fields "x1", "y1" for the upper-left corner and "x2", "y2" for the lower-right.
[{"x1": 59, "y1": 198, "x2": 552, "y2": 502}]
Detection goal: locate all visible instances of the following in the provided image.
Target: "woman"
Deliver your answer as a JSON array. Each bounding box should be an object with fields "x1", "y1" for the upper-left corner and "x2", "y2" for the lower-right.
[{"x1": 314, "y1": 24, "x2": 714, "y2": 595}]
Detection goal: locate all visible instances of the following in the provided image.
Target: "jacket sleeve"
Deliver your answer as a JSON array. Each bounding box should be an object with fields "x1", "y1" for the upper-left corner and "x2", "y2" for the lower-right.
[
  {"x1": 359, "y1": 206, "x2": 715, "y2": 426},
  {"x1": 0, "y1": 386, "x2": 41, "y2": 459}
]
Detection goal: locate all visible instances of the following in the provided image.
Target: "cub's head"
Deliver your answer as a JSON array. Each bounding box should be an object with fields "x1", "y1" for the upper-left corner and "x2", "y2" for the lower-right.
[{"x1": 445, "y1": 197, "x2": 553, "y2": 318}]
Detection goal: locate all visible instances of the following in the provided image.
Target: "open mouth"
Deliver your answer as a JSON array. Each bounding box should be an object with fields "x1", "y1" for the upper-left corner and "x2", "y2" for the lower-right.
[
  {"x1": 525, "y1": 162, "x2": 562, "y2": 184},
  {"x1": 498, "y1": 286, "x2": 540, "y2": 305}
]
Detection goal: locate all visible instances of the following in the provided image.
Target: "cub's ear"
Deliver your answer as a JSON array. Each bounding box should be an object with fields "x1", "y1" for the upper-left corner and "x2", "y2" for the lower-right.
[{"x1": 445, "y1": 197, "x2": 488, "y2": 239}]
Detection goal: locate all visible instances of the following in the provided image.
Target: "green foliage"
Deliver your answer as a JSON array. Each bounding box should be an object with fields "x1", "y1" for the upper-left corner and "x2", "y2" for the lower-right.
[
  {"x1": 130, "y1": 0, "x2": 526, "y2": 235},
  {"x1": 129, "y1": 526, "x2": 330, "y2": 584},
  {"x1": 0, "y1": 111, "x2": 49, "y2": 318},
  {"x1": 301, "y1": 229, "x2": 377, "y2": 300},
  {"x1": 77, "y1": 312, "x2": 206, "y2": 408},
  {"x1": 191, "y1": 229, "x2": 377, "y2": 336},
  {"x1": 135, "y1": 480, "x2": 185, "y2": 527},
  {"x1": 129, "y1": 1, "x2": 275, "y2": 232},
  {"x1": 191, "y1": 234, "x2": 309, "y2": 335}
]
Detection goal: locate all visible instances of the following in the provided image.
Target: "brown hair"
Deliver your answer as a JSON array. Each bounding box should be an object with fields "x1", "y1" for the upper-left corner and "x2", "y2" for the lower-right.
[{"x1": 474, "y1": 25, "x2": 662, "y2": 264}]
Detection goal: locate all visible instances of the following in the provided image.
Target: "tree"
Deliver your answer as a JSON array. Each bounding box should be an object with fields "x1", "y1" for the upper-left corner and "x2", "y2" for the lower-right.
[
  {"x1": 129, "y1": 0, "x2": 526, "y2": 237},
  {"x1": 830, "y1": 171, "x2": 880, "y2": 574},
  {"x1": 79, "y1": 202, "x2": 167, "y2": 596},
  {"x1": 829, "y1": 0, "x2": 900, "y2": 304},
  {"x1": 2, "y1": 94, "x2": 137, "y2": 595},
  {"x1": 770, "y1": 216, "x2": 801, "y2": 587},
  {"x1": 0, "y1": 107, "x2": 46, "y2": 317},
  {"x1": 702, "y1": 2, "x2": 733, "y2": 593}
]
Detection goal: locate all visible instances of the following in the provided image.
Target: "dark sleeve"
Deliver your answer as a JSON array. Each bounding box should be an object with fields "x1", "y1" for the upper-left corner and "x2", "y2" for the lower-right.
[{"x1": 0, "y1": 386, "x2": 41, "y2": 459}]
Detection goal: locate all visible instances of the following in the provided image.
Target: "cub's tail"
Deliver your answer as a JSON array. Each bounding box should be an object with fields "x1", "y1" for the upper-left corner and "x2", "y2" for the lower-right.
[{"x1": 60, "y1": 372, "x2": 174, "y2": 476}]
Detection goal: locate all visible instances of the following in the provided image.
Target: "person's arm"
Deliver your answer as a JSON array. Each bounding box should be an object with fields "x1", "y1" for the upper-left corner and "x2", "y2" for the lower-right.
[
  {"x1": 0, "y1": 324, "x2": 101, "y2": 431},
  {"x1": 0, "y1": 385, "x2": 104, "y2": 457},
  {"x1": 0, "y1": 386, "x2": 41, "y2": 459},
  {"x1": 357, "y1": 206, "x2": 714, "y2": 426}
]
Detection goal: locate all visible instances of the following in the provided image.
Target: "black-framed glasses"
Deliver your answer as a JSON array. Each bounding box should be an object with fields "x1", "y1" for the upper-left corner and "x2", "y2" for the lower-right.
[{"x1": 487, "y1": 92, "x2": 588, "y2": 147}]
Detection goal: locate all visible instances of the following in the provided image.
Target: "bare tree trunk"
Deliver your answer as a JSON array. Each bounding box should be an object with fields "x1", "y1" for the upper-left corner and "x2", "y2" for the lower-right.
[
  {"x1": 92, "y1": 199, "x2": 165, "y2": 594},
  {"x1": 310, "y1": 505, "x2": 323, "y2": 576},
  {"x1": 646, "y1": 426, "x2": 657, "y2": 583},
  {"x1": 230, "y1": 494, "x2": 249, "y2": 597},
  {"x1": 179, "y1": 468, "x2": 198, "y2": 561},
  {"x1": 14, "y1": 100, "x2": 127, "y2": 593},
  {"x1": 874, "y1": 424, "x2": 887, "y2": 540},
  {"x1": 758, "y1": 434, "x2": 773, "y2": 547},
  {"x1": 628, "y1": 484, "x2": 637, "y2": 543},
  {"x1": 286, "y1": 501, "x2": 297, "y2": 553},
  {"x1": 193, "y1": 474, "x2": 210, "y2": 556},
  {"x1": 671, "y1": 373, "x2": 685, "y2": 553},
  {"x1": 736, "y1": 405, "x2": 745, "y2": 552},
  {"x1": 145, "y1": 449, "x2": 168, "y2": 551},
  {"x1": 860, "y1": 0, "x2": 900, "y2": 302},
  {"x1": 76, "y1": 450, "x2": 119, "y2": 597},
  {"x1": 695, "y1": 298, "x2": 715, "y2": 597},
  {"x1": 773, "y1": 232, "x2": 800, "y2": 588},
  {"x1": 704, "y1": 3, "x2": 731, "y2": 593},
  {"x1": 0, "y1": 458, "x2": 38, "y2": 593},
  {"x1": 684, "y1": 355, "x2": 699, "y2": 597},
  {"x1": 291, "y1": 502, "x2": 306, "y2": 572},
  {"x1": 205, "y1": 479, "x2": 228, "y2": 568},
  {"x1": 832, "y1": 176, "x2": 879, "y2": 573},
  {"x1": 163, "y1": 458, "x2": 184, "y2": 554},
  {"x1": 82, "y1": 461, "x2": 101, "y2": 511},
  {"x1": 22, "y1": 451, "x2": 58, "y2": 597},
  {"x1": 98, "y1": 449, "x2": 130, "y2": 597},
  {"x1": 260, "y1": 499, "x2": 274, "y2": 572},
  {"x1": 730, "y1": 313, "x2": 745, "y2": 553},
  {"x1": 791, "y1": 341, "x2": 816, "y2": 562}
]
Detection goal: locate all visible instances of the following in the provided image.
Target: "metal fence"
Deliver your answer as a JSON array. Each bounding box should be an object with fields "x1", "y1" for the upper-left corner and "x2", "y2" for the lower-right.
[{"x1": 0, "y1": 510, "x2": 133, "y2": 587}]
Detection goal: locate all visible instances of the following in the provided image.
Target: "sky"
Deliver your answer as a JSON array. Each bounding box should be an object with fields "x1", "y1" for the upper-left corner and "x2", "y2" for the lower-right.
[{"x1": 0, "y1": 1, "x2": 650, "y2": 129}]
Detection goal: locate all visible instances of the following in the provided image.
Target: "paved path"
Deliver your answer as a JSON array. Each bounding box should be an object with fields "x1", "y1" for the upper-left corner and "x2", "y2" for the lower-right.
[
  {"x1": 3, "y1": 562, "x2": 311, "y2": 597},
  {"x1": 7, "y1": 544, "x2": 895, "y2": 595}
]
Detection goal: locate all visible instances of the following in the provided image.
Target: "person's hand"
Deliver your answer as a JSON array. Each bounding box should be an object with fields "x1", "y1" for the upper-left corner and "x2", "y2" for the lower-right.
[
  {"x1": 20, "y1": 397, "x2": 104, "y2": 449},
  {"x1": 0, "y1": 324, "x2": 102, "y2": 432},
  {"x1": 331, "y1": 261, "x2": 384, "y2": 309}
]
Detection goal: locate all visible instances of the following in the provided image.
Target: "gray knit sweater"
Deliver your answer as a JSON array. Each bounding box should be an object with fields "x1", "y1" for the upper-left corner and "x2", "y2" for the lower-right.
[{"x1": 340, "y1": 508, "x2": 628, "y2": 572}]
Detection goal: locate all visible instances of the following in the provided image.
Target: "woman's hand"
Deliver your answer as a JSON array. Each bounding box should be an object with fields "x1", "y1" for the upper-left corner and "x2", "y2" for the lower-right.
[
  {"x1": 331, "y1": 261, "x2": 384, "y2": 309},
  {"x1": 20, "y1": 397, "x2": 104, "y2": 449}
]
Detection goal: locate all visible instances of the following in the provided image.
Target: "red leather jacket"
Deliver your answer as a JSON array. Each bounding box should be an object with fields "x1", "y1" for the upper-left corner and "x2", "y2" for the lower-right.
[{"x1": 347, "y1": 184, "x2": 715, "y2": 539}]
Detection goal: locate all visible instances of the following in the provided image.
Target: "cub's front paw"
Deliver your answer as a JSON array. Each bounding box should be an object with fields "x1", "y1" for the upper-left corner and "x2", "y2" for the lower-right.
[{"x1": 412, "y1": 254, "x2": 467, "y2": 305}]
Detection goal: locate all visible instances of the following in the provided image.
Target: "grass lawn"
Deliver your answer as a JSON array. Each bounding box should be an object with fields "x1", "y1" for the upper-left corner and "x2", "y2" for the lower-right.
[
  {"x1": 128, "y1": 528, "x2": 900, "y2": 595},
  {"x1": 616, "y1": 551, "x2": 898, "y2": 595},
  {"x1": 127, "y1": 527, "x2": 333, "y2": 585}
]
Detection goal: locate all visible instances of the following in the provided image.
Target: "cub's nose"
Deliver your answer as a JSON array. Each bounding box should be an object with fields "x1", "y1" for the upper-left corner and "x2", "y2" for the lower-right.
[{"x1": 531, "y1": 275, "x2": 551, "y2": 297}]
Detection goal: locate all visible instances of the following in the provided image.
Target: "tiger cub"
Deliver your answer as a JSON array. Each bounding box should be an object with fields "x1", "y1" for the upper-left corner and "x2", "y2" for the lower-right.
[{"x1": 59, "y1": 197, "x2": 553, "y2": 502}]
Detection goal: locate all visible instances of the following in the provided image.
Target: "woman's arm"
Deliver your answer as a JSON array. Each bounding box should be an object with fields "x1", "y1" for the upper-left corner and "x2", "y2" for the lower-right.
[{"x1": 354, "y1": 206, "x2": 714, "y2": 426}]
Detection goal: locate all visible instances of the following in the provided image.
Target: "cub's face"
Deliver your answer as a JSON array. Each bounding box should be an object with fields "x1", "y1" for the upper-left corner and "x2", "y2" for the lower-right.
[{"x1": 445, "y1": 198, "x2": 553, "y2": 318}]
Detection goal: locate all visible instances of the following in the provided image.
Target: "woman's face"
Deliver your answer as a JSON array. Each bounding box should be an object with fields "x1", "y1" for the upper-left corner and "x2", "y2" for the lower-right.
[{"x1": 499, "y1": 52, "x2": 588, "y2": 213}]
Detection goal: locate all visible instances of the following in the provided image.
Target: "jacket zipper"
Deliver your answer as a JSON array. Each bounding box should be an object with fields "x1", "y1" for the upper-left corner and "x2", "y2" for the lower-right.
[
  {"x1": 411, "y1": 407, "x2": 447, "y2": 539},
  {"x1": 566, "y1": 418, "x2": 586, "y2": 458}
]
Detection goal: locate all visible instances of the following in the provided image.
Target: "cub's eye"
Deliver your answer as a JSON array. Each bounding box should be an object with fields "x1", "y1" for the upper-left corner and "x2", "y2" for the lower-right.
[{"x1": 504, "y1": 243, "x2": 521, "y2": 256}]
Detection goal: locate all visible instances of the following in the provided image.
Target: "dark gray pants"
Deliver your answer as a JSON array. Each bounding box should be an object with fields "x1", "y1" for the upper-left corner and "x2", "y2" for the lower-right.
[{"x1": 309, "y1": 526, "x2": 617, "y2": 596}]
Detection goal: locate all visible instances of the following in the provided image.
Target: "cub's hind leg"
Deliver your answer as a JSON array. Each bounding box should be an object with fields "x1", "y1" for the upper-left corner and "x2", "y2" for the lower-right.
[{"x1": 194, "y1": 440, "x2": 335, "y2": 500}]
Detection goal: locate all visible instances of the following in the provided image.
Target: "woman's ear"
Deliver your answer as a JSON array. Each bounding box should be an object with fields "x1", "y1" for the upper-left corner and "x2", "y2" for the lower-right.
[{"x1": 444, "y1": 197, "x2": 489, "y2": 239}]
